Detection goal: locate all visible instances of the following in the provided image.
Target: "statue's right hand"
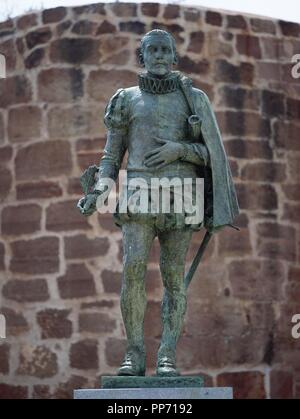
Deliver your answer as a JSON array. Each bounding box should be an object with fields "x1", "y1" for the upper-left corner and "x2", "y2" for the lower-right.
[{"x1": 77, "y1": 194, "x2": 98, "y2": 217}]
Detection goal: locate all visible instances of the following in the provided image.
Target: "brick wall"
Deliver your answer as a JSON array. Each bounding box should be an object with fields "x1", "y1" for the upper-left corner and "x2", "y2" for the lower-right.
[{"x1": 0, "y1": 2, "x2": 299, "y2": 399}]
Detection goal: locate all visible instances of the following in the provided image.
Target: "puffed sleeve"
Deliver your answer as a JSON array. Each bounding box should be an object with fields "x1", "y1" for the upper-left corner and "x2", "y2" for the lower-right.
[{"x1": 104, "y1": 88, "x2": 129, "y2": 132}]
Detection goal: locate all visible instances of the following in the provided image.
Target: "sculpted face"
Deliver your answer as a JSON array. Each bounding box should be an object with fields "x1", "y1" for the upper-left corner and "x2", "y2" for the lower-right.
[{"x1": 142, "y1": 34, "x2": 176, "y2": 78}]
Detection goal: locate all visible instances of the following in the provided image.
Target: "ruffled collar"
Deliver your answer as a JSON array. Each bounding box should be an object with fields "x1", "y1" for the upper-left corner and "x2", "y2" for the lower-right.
[{"x1": 138, "y1": 71, "x2": 181, "y2": 94}]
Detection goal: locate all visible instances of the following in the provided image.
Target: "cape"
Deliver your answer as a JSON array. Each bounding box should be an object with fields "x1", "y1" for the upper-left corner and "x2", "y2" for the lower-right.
[{"x1": 178, "y1": 73, "x2": 240, "y2": 233}]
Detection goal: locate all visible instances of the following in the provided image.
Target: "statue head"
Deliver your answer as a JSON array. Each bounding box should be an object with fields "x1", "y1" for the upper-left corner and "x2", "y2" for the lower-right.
[{"x1": 139, "y1": 30, "x2": 178, "y2": 77}]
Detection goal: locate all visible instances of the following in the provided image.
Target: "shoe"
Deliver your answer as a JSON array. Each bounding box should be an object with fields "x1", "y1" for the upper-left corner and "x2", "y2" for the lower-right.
[
  {"x1": 156, "y1": 356, "x2": 179, "y2": 377},
  {"x1": 118, "y1": 348, "x2": 146, "y2": 376}
]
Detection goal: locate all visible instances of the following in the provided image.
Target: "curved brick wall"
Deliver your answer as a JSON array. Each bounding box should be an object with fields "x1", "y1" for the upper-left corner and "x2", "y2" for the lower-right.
[{"x1": 0, "y1": 2, "x2": 299, "y2": 399}]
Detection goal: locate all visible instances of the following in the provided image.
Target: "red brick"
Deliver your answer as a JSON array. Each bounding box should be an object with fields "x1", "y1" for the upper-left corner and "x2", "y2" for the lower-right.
[
  {"x1": 98, "y1": 213, "x2": 118, "y2": 232},
  {"x1": 178, "y1": 56, "x2": 209, "y2": 75},
  {"x1": 70, "y1": 339, "x2": 98, "y2": 369},
  {"x1": 282, "y1": 184, "x2": 300, "y2": 201},
  {"x1": 57, "y1": 263, "x2": 96, "y2": 299},
  {"x1": 17, "y1": 180, "x2": 63, "y2": 200},
  {"x1": 218, "y1": 228, "x2": 252, "y2": 257},
  {"x1": 0, "y1": 146, "x2": 13, "y2": 163},
  {"x1": 50, "y1": 38, "x2": 100, "y2": 64},
  {"x1": 163, "y1": 5, "x2": 180, "y2": 19},
  {"x1": 186, "y1": 300, "x2": 247, "y2": 338},
  {"x1": 236, "y1": 34, "x2": 262, "y2": 59},
  {"x1": 0, "y1": 167, "x2": 12, "y2": 199},
  {"x1": 289, "y1": 156, "x2": 300, "y2": 183},
  {"x1": 32, "y1": 385, "x2": 51, "y2": 399},
  {"x1": 262, "y1": 90, "x2": 285, "y2": 117},
  {"x1": 0, "y1": 241, "x2": 4, "y2": 270},
  {"x1": 37, "y1": 309, "x2": 72, "y2": 339},
  {"x1": 283, "y1": 203, "x2": 300, "y2": 223},
  {"x1": 0, "y1": 344, "x2": 9, "y2": 374},
  {"x1": 76, "y1": 136, "x2": 106, "y2": 153},
  {"x1": 258, "y1": 62, "x2": 281, "y2": 82},
  {"x1": 87, "y1": 69, "x2": 136, "y2": 102},
  {"x1": 245, "y1": 302, "x2": 275, "y2": 331},
  {"x1": 250, "y1": 18, "x2": 276, "y2": 34},
  {"x1": 219, "y1": 86, "x2": 259, "y2": 110},
  {"x1": 184, "y1": 8, "x2": 201, "y2": 22},
  {"x1": 224, "y1": 139, "x2": 272, "y2": 159},
  {"x1": 0, "y1": 384, "x2": 28, "y2": 399},
  {"x1": 274, "y1": 121, "x2": 300, "y2": 151},
  {"x1": 0, "y1": 112, "x2": 4, "y2": 142},
  {"x1": 227, "y1": 15, "x2": 247, "y2": 30},
  {"x1": 177, "y1": 334, "x2": 228, "y2": 369},
  {"x1": 8, "y1": 106, "x2": 42, "y2": 142},
  {"x1": 17, "y1": 345, "x2": 58, "y2": 378},
  {"x1": 79, "y1": 312, "x2": 116, "y2": 333},
  {"x1": 38, "y1": 68, "x2": 84, "y2": 103},
  {"x1": 141, "y1": 3, "x2": 160, "y2": 17},
  {"x1": 47, "y1": 106, "x2": 102, "y2": 139},
  {"x1": 0, "y1": 19, "x2": 14, "y2": 31},
  {"x1": 72, "y1": 20, "x2": 98, "y2": 35},
  {"x1": 206, "y1": 11, "x2": 222, "y2": 26},
  {"x1": 17, "y1": 13, "x2": 37, "y2": 30},
  {"x1": 77, "y1": 150, "x2": 103, "y2": 171},
  {"x1": 1, "y1": 307, "x2": 29, "y2": 336},
  {"x1": 0, "y1": 75, "x2": 32, "y2": 108},
  {"x1": 96, "y1": 20, "x2": 117, "y2": 35},
  {"x1": 218, "y1": 111, "x2": 271, "y2": 137},
  {"x1": 73, "y1": 4, "x2": 106, "y2": 15},
  {"x1": 111, "y1": 3, "x2": 137, "y2": 17},
  {"x1": 67, "y1": 178, "x2": 82, "y2": 196},
  {"x1": 64, "y1": 235, "x2": 109, "y2": 259},
  {"x1": 256, "y1": 222, "x2": 296, "y2": 262},
  {"x1": 105, "y1": 337, "x2": 127, "y2": 367},
  {"x1": 217, "y1": 371, "x2": 266, "y2": 399},
  {"x1": 102, "y1": 269, "x2": 122, "y2": 294},
  {"x1": 229, "y1": 259, "x2": 285, "y2": 301},
  {"x1": 215, "y1": 60, "x2": 254, "y2": 85},
  {"x1": 270, "y1": 370, "x2": 294, "y2": 399},
  {"x1": 241, "y1": 162, "x2": 286, "y2": 182},
  {"x1": 0, "y1": 39, "x2": 16, "y2": 71},
  {"x1": 120, "y1": 21, "x2": 146, "y2": 35},
  {"x1": 15, "y1": 140, "x2": 72, "y2": 181},
  {"x1": 56, "y1": 20, "x2": 72, "y2": 36},
  {"x1": 236, "y1": 183, "x2": 277, "y2": 211},
  {"x1": 287, "y1": 98, "x2": 300, "y2": 120},
  {"x1": 42, "y1": 7, "x2": 67, "y2": 23},
  {"x1": 10, "y1": 237, "x2": 59, "y2": 274},
  {"x1": 53, "y1": 375, "x2": 88, "y2": 399},
  {"x1": 279, "y1": 20, "x2": 300, "y2": 37},
  {"x1": 146, "y1": 269, "x2": 162, "y2": 298},
  {"x1": 25, "y1": 27, "x2": 52, "y2": 49},
  {"x1": 46, "y1": 200, "x2": 91, "y2": 232},
  {"x1": 187, "y1": 31, "x2": 205, "y2": 53},
  {"x1": 25, "y1": 48, "x2": 45, "y2": 69},
  {"x1": 2, "y1": 278, "x2": 49, "y2": 302},
  {"x1": 2, "y1": 204, "x2": 42, "y2": 236},
  {"x1": 144, "y1": 301, "x2": 162, "y2": 339}
]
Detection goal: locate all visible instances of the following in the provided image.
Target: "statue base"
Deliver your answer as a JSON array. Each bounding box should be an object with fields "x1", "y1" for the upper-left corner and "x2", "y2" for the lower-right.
[{"x1": 74, "y1": 376, "x2": 233, "y2": 399}]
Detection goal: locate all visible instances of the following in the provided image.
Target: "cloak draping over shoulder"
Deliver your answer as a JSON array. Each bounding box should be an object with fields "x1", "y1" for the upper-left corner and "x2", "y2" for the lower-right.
[{"x1": 179, "y1": 74, "x2": 240, "y2": 233}]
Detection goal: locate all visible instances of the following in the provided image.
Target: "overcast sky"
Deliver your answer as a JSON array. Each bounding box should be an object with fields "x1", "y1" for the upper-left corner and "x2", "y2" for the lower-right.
[{"x1": 1, "y1": 0, "x2": 300, "y2": 23}]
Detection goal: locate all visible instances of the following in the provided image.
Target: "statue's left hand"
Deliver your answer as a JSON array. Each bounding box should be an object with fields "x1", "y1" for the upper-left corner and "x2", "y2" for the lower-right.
[{"x1": 144, "y1": 137, "x2": 185, "y2": 170}]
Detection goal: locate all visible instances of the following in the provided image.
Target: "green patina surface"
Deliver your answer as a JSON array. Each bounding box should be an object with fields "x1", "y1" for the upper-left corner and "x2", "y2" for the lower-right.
[
  {"x1": 78, "y1": 29, "x2": 239, "y2": 378},
  {"x1": 101, "y1": 376, "x2": 204, "y2": 389}
]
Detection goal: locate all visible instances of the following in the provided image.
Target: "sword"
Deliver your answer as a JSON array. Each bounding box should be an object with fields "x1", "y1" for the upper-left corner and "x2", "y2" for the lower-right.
[{"x1": 184, "y1": 225, "x2": 239, "y2": 290}]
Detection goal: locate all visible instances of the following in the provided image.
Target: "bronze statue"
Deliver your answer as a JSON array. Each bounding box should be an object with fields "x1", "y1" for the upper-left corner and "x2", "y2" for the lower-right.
[{"x1": 78, "y1": 30, "x2": 239, "y2": 377}]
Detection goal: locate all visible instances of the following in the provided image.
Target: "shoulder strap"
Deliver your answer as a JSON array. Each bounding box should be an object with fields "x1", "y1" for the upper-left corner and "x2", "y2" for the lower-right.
[{"x1": 178, "y1": 76, "x2": 196, "y2": 116}]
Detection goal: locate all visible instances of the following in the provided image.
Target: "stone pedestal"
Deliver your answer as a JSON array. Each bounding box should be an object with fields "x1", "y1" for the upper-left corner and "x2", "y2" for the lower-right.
[{"x1": 74, "y1": 376, "x2": 233, "y2": 399}]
